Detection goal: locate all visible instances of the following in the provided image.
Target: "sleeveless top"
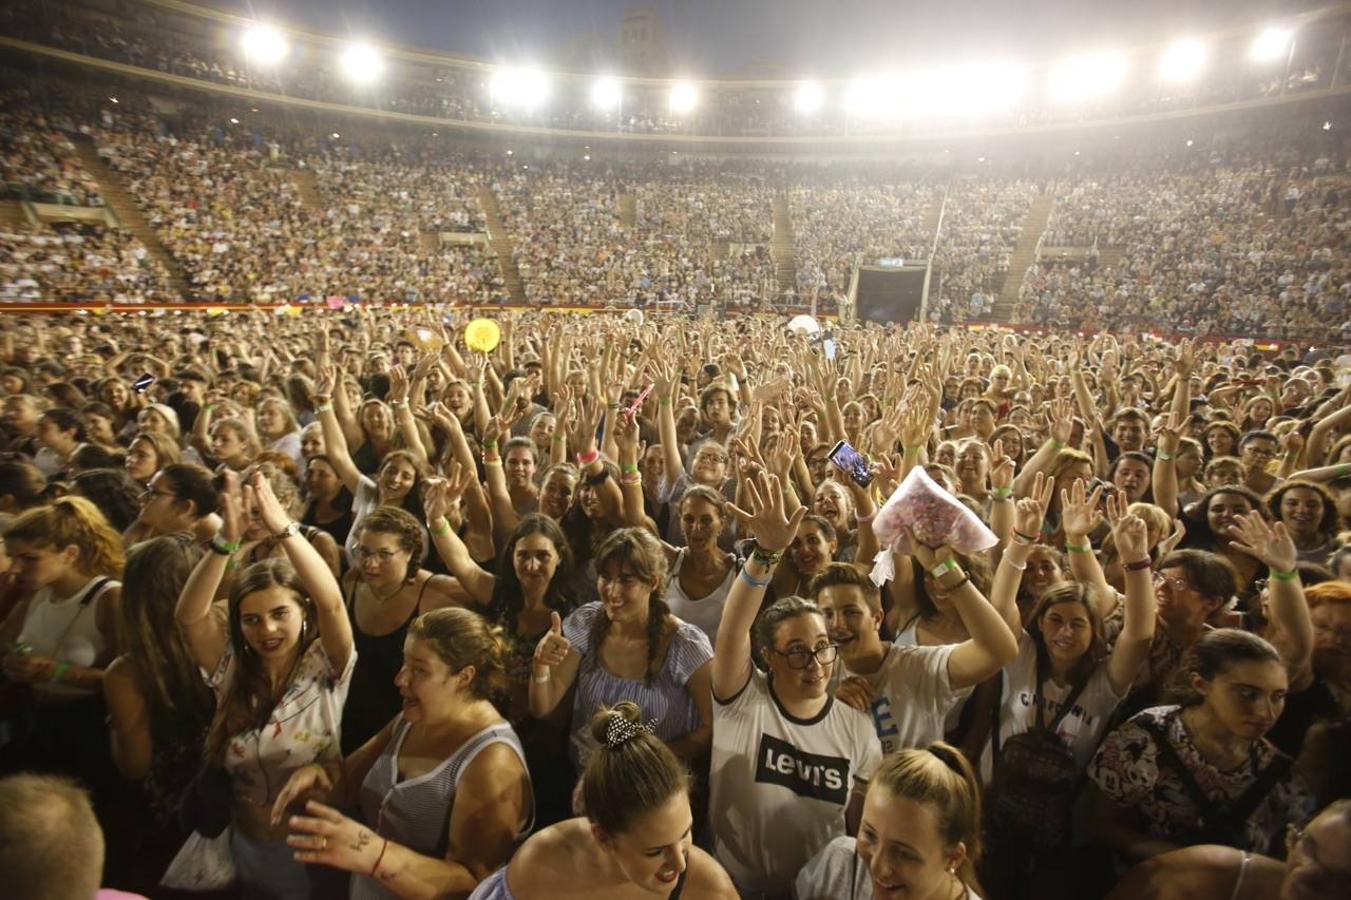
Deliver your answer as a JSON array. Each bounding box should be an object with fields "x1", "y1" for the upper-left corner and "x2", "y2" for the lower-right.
[
  {"x1": 663, "y1": 548, "x2": 737, "y2": 646},
  {"x1": 353, "y1": 718, "x2": 533, "y2": 900},
  {"x1": 468, "y1": 856, "x2": 689, "y2": 900},
  {"x1": 17, "y1": 575, "x2": 117, "y2": 700},
  {"x1": 341, "y1": 576, "x2": 434, "y2": 755}
]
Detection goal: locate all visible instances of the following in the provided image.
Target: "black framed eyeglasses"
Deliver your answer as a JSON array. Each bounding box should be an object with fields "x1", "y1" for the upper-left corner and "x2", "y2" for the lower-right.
[{"x1": 771, "y1": 643, "x2": 839, "y2": 670}]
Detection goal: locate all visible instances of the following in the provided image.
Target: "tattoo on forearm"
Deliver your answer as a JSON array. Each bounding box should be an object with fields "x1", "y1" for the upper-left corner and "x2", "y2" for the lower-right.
[{"x1": 350, "y1": 830, "x2": 372, "y2": 852}]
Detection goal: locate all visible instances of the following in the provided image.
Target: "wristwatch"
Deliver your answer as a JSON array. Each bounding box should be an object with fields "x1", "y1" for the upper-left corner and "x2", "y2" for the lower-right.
[{"x1": 274, "y1": 521, "x2": 301, "y2": 540}]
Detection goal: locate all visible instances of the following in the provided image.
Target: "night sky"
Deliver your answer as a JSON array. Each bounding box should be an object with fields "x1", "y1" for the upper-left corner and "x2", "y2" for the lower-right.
[{"x1": 225, "y1": 0, "x2": 1275, "y2": 76}]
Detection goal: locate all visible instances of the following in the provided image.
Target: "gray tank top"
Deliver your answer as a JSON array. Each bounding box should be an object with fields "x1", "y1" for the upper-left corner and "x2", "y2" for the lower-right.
[{"x1": 352, "y1": 719, "x2": 532, "y2": 900}]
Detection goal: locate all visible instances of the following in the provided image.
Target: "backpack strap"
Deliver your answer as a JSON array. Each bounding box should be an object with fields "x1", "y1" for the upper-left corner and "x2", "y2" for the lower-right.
[
  {"x1": 1034, "y1": 652, "x2": 1092, "y2": 733},
  {"x1": 1138, "y1": 714, "x2": 1293, "y2": 840}
]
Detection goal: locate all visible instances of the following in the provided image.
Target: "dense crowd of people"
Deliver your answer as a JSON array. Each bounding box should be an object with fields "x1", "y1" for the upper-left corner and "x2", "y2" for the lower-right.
[
  {"x1": 0, "y1": 82, "x2": 1347, "y2": 336},
  {"x1": 0, "y1": 307, "x2": 1347, "y2": 900}
]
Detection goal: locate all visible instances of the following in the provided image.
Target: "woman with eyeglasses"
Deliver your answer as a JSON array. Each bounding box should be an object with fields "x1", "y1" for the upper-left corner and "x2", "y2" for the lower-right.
[
  {"x1": 339, "y1": 505, "x2": 464, "y2": 755},
  {"x1": 707, "y1": 471, "x2": 883, "y2": 898},
  {"x1": 1088, "y1": 630, "x2": 1317, "y2": 865},
  {"x1": 1102, "y1": 799, "x2": 1351, "y2": 900},
  {"x1": 122, "y1": 461, "x2": 222, "y2": 547},
  {"x1": 1177, "y1": 485, "x2": 1269, "y2": 603}
]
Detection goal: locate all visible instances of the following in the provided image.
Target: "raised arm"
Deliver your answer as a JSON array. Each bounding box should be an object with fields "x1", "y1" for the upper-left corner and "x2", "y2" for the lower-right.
[
  {"x1": 528, "y1": 610, "x2": 581, "y2": 720},
  {"x1": 1150, "y1": 412, "x2": 1186, "y2": 518},
  {"x1": 655, "y1": 366, "x2": 685, "y2": 491},
  {"x1": 1102, "y1": 497, "x2": 1157, "y2": 695},
  {"x1": 388, "y1": 366, "x2": 430, "y2": 468},
  {"x1": 1060, "y1": 478, "x2": 1117, "y2": 619},
  {"x1": 250, "y1": 471, "x2": 353, "y2": 674},
  {"x1": 423, "y1": 470, "x2": 497, "y2": 606},
  {"x1": 910, "y1": 538, "x2": 1018, "y2": 691},
  {"x1": 1012, "y1": 398, "x2": 1073, "y2": 498},
  {"x1": 1228, "y1": 512, "x2": 1315, "y2": 687},
  {"x1": 714, "y1": 471, "x2": 806, "y2": 700},
  {"x1": 989, "y1": 475, "x2": 1056, "y2": 633},
  {"x1": 315, "y1": 364, "x2": 365, "y2": 494},
  {"x1": 174, "y1": 477, "x2": 237, "y2": 674}
]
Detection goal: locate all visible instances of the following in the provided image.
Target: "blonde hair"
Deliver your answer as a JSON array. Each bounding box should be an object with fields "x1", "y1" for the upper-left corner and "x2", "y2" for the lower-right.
[
  {"x1": 5, "y1": 495, "x2": 124, "y2": 576},
  {"x1": 872, "y1": 743, "x2": 984, "y2": 893}
]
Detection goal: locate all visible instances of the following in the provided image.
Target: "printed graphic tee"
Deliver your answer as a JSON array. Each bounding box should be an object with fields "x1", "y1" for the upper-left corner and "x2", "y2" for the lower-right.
[{"x1": 710, "y1": 668, "x2": 882, "y2": 896}]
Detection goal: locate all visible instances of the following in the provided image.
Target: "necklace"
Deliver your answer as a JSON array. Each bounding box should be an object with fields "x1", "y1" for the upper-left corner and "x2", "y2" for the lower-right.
[{"x1": 364, "y1": 578, "x2": 408, "y2": 606}]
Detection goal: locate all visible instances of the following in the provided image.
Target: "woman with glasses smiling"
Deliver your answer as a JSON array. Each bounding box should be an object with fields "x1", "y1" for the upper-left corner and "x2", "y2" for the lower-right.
[
  {"x1": 708, "y1": 471, "x2": 882, "y2": 898},
  {"x1": 339, "y1": 505, "x2": 464, "y2": 755}
]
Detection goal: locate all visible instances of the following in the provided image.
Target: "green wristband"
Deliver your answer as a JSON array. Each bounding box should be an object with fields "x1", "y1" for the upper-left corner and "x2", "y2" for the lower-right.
[
  {"x1": 659, "y1": 398, "x2": 673, "y2": 407},
  {"x1": 993, "y1": 486, "x2": 1013, "y2": 499},
  {"x1": 1049, "y1": 439, "x2": 1066, "y2": 450},
  {"x1": 1338, "y1": 464, "x2": 1351, "y2": 478},
  {"x1": 1269, "y1": 568, "x2": 1299, "y2": 582},
  {"x1": 1065, "y1": 542, "x2": 1092, "y2": 554},
  {"x1": 50, "y1": 661, "x2": 71, "y2": 684},
  {"x1": 482, "y1": 440, "x2": 497, "y2": 450},
  {"x1": 429, "y1": 517, "x2": 451, "y2": 536},
  {"x1": 1157, "y1": 451, "x2": 1175, "y2": 462},
  {"x1": 620, "y1": 463, "x2": 639, "y2": 473}
]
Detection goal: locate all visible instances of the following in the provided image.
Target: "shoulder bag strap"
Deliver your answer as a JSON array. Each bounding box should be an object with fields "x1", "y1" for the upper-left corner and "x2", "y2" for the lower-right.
[{"x1": 1138, "y1": 715, "x2": 1221, "y2": 823}]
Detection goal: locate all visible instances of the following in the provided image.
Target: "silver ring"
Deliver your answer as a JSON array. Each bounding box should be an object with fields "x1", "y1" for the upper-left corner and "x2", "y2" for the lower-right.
[{"x1": 320, "y1": 837, "x2": 327, "y2": 851}]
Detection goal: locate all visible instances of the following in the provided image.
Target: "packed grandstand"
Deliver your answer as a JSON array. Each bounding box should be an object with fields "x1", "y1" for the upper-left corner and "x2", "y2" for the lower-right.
[{"x1": 1, "y1": 3, "x2": 1351, "y2": 900}]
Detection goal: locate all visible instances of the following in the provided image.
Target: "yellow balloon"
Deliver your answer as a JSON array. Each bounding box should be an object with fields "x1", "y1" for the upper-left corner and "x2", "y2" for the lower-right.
[
  {"x1": 91, "y1": 306, "x2": 111, "y2": 317},
  {"x1": 206, "y1": 307, "x2": 228, "y2": 318},
  {"x1": 464, "y1": 318, "x2": 502, "y2": 354},
  {"x1": 284, "y1": 305, "x2": 304, "y2": 316}
]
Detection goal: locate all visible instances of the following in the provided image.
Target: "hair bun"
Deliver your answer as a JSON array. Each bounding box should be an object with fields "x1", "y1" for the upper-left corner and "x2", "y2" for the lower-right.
[{"x1": 589, "y1": 701, "x2": 655, "y2": 749}]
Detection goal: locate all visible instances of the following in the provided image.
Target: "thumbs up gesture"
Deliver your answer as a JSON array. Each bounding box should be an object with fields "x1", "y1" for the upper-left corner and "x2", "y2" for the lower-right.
[{"x1": 533, "y1": 611, "x2": 571, "y2": 671}]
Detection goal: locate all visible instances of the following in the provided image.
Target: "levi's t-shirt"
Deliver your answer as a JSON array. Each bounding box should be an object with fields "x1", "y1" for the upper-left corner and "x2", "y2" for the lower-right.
[{"x1": 710, "y1": 668, "x2": 882, "y2": 896}]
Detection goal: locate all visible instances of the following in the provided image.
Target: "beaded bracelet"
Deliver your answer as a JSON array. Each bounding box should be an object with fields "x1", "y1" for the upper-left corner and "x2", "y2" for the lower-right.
[
  {"x1": 483, "y1": 457, "x2": 503, "y2": 467},
  {"x1": 619, "y1": 476, "x2": 642, "y2": 487},
  {"x1": 940, "y1": 575, "x2": 971, "y2": 592},
  {"x1": 1004, "y1": 558, "x2": 1027, "y2": 571},
  {"x1": 750, "y1": 545, "x2": 783, "y2": 568},
  {"x1": 391, "y1": 399, "x2": 410, "y2": 409},
  {"x1": 1123, "y1": 558, "x2": 1153, "y2": 572},
  {"x1": 1269, "y1": 568, "x2": 1300, "y2": 582}
]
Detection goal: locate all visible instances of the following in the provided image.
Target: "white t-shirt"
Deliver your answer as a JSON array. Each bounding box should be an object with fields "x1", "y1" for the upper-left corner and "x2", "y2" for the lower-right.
[
  {"x1": 795, "y1": 835, "x2": 986, "y2": 900},
  {"x1": 711, "y1": 668, "x2": 883, "y2": 897},
  {"x1": 980, "y1": 630, "x2": 1124, "y2": 783},
  {"x1": 839, "y1": 641, "x2": 969, "y2": 755}
]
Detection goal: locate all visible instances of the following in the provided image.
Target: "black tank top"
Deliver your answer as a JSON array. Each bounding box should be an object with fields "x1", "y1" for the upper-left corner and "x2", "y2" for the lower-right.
[{"x1": 340, "y1": 575, "x2": 433, "y2": 755}]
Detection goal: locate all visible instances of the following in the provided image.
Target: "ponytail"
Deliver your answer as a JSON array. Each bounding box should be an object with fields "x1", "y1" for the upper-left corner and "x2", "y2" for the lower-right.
[{"x1": 5, "y1": 495, "x2": 124, "y2": 576}]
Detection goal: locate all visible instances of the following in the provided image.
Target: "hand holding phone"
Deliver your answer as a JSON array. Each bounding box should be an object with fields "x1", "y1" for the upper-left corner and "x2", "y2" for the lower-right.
[{"x1": 827, "y1": 439, "x2": 873, "y2": 488}]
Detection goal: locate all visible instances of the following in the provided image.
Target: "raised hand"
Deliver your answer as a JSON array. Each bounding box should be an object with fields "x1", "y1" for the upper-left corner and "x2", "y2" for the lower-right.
[
  {"x1": 1013, "y1": 471, "x2": 1055, "y2": 540},
  {"x1": 387, "y1": 365, "x2": 410, "y2": 404},
  {"x1": 1153, "y1": 412, "x2": 1190, "y2": 456},
  {"x1": 1228, "y1": 511, "x2": 1298, "y2": 573},
  {"x1": 1157, "y1": 517, "x2": 1187, "y2": 558},
  {"x1": 990, "y1": 439, "x2": 1014, "y2": 493},
  {"x1": 1047, "y1": 397, "x2": 1074, "y2": 447},
  {"x1": 1111, "y1": 511, "x2": 1150, "y2": 562},
  {"x1": 907, "y1": 532, "x2": 956, "y2": 573},
  {"x1": 246, "y1": 470, "x2": 293, "y2": 536},
  {"x1": 612, "y1": 411, "x2": 641, "y2": 460},
  {"x1": 218, "y1": 470, "x2": 244, "y2": 544},
  {"x1": 533, "y1": 611, "x2": 570, "y2": 669},
  {"x1": 1060, "y1": 477, "x2": 1105, "y2": 538},
  {"x1": 727, "y1": 470, "x2": 806, "y2": 553}
]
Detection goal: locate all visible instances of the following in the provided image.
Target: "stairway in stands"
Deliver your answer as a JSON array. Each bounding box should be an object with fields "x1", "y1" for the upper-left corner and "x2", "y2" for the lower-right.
[
  {"x1": 771, "y1": 194, "x2": 797, "y2": 294},
  {"x1": 73, "y1": 140, "x2": 191, "y2": 299},
  {"x1": 992, "y1": 192, "x2": 1054, "y2": 323},
  {"x1": 476, "y1": 185, "x2": 526, "y2": 304},
  {"x1": 0, "y1": 199, "x2": 30, "y2": 230},
  {"x1": 290, "y1": 167, "x2": 323, "y2": 212},
  {"x1": 921, "y1": 199, "x2": 943, "y2": 244},
  {"x1": 617, "y1": 192, "x2": 637, "y2": 229}
]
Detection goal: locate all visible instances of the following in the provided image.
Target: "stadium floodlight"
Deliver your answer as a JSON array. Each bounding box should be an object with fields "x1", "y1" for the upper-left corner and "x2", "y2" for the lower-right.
[
  {"x1": 845, "y1": 76, "x2": 891, "y2": 117},
  {"x1": 1048, "y1": 51, "x2": 1127, "y2": 102},
  {"x1": 241, "y1": 23, "x2": 289, "y2": 66},
  {"x1": 340, "y1": 42, "x2": 384, "y2": 85},
  {"x1": 915, "y1": 61, "x2": 1026, "y2": 117},
  {"x1": 669, "y1": 82, "x2": 698, "y2": 114},
  {"x1": 490, "y1": 67, "x2": 551, "y2": 109},
  {"x1": 591, "y1": 76, "x2": 622, "y2": 109},
  {"x1": 1250, "y1": 26, "x2": 1295, "y2": 63},
  {"x1": 1160, "y1": 38, "x2": 1208, "y2": 83},
  {"x1": 793, "y1": 81, "x2": 824, "y2": 115}
]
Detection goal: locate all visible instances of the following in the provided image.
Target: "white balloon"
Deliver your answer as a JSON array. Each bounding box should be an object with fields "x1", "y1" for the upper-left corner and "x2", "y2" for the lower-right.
[
  {"x1": 787, "y1": 314, "x2": 820, "y2": 335},
  {"x1": 624, "y1": 308, "x2": 644, "y2": 326}
]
